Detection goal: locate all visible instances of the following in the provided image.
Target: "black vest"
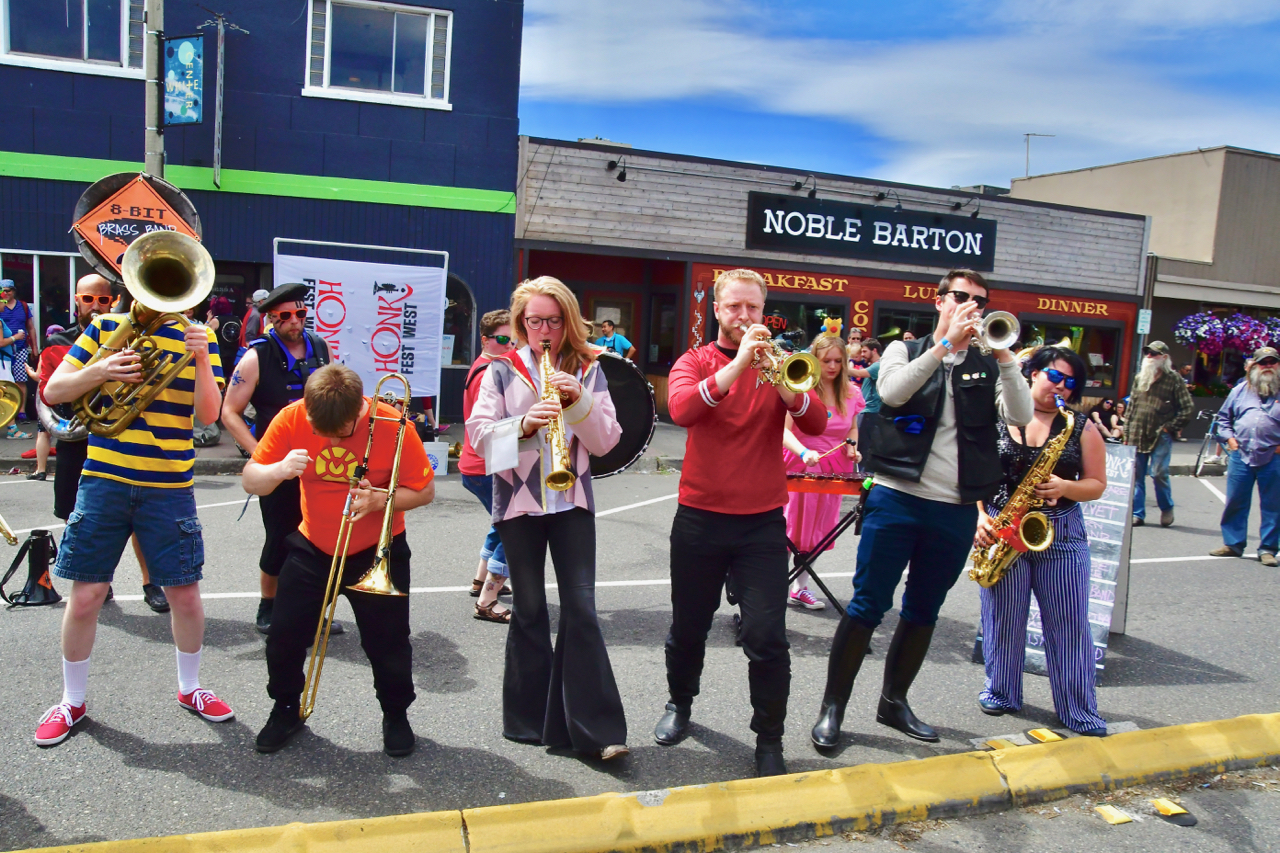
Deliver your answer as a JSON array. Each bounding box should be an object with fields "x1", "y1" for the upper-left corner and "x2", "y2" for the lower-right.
[
  {"x1": 861, "y1": 339, "x2": 1003, "y2": 503},
  {"x1": 248, "y1": 331, "x2": 331, "y2": 438}
]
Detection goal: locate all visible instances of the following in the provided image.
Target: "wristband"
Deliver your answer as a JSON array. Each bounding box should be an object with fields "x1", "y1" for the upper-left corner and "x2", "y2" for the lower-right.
[
  {"x1": 798, "y1": 447, "x2": 811, "y2": 457},
  {"x1": 939, "y1": 338, "x2": 954, "y2": 352}
]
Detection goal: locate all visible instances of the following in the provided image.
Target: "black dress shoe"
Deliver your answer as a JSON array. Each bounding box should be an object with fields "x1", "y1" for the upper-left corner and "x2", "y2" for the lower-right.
[
  {"x1": 877, "y1": 696, "x2": 939, "y2": 742},
  {"x1": 1078, "y1": 727, "x2": 1108, "y2": 738},
  {"x1": 653, "y1": 703, "x2": 691, "y2": 746},
  {"x1": 256, "y1": 705, "x2": 304, "y2": 753},
  {"x1": 755, "y1": 744, "x2": 787, "y2": 777},
  {"x1": 255, "y1": 598, "x2": 274, "y2": 635},
  {"x1": 142, "y1": 583, "x2": 170, "y2": 613},
  {"x1": 383, "y1": 710, "x2": 415, "y2": 757},
  {"x1": 105, "y1": 585, "x2": 114, "y2": 602},
  {"x1": 978, "y1": 697, "x2": 1009, "y2": 716}
]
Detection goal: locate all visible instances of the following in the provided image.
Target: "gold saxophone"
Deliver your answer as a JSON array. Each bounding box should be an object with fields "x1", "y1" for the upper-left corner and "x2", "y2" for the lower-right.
[
  {"x1": 969, "y1": 397, "x2": 1074, "y2": 588},
  {"x1": 539, "y1": 341, "x2": 575, "y2": 492}
]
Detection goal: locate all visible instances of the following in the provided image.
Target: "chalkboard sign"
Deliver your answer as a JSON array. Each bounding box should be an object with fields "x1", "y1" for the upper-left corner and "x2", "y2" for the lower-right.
[{"x1": 974, "y1": 442, "x2": 1136, "y2": 675}]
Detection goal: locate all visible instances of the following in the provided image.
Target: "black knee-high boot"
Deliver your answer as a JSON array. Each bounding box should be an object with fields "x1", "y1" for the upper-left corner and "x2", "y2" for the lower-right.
[
  {"x1": 876, "y1": 618, "x2": 939, "y2": 742},
  {"x1": 811, "y1": 615, "x2": 875, "y2": 748}
]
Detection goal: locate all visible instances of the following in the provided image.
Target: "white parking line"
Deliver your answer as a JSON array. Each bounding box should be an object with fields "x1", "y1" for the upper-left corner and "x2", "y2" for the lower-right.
[
  {"x1": 1198, "y1": 478, "x2": 1228, "y2": 503},
  {"x1": 596, "y1": 493, "x2": 679, "y2": 517},
  {"x1": 1131, "y1": 553, "x2": 1256, "y2": 564}
]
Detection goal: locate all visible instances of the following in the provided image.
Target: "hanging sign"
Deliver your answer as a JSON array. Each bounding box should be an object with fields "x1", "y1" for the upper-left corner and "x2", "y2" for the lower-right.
[
  {"x1": 746, "y1": 192, "x2": 997, "y2": 271},
  {"x1": 163, "y1": 35, "x2": 204, "y2": 126},
  {"x1": 273, "y1": 255, "x2": 448, "y2": 397}
]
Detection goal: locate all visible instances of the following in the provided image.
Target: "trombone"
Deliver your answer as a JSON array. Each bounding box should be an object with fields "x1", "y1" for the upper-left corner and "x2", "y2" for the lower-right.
[{"x1": 300, "y1": 373, "x2": 414, "y2": 722}]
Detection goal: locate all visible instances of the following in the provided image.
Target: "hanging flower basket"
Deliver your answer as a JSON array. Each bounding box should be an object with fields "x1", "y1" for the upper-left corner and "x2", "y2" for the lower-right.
[
  {"x1": 1172, "y1": 312, "x2": 1224, "y2": 355},
  {"x1": 1222, "y1": 313, "x2": 1269, "y2": 355},
  {"x1": 1264, "y1": 316, "x2": 1280, "y2": 348}
]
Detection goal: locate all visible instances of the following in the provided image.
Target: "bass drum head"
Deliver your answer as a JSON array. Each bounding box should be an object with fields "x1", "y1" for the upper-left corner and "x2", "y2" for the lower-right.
[{"x1": 590, "y1": 352, "x2": 657, "y2": 479}]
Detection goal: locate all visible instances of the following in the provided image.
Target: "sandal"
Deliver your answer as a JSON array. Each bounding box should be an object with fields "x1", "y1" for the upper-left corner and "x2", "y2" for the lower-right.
[
  {"x1": 474, "y1": 600, "x2": 511, "y2": 624},
  {"x1": 470, "y1": 579, "x2": 484, "y2": 597}
]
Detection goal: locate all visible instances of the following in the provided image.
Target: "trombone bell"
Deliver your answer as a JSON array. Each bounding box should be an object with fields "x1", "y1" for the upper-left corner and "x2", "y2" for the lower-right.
[{"x1": 347, "y1": 557, "x2": 407, "y2": 597}]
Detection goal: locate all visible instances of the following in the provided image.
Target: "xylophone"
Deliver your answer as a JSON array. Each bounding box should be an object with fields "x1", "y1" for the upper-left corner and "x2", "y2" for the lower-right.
[{"x1": 786, "y1": 472, "x2": 865, "y2": 496}]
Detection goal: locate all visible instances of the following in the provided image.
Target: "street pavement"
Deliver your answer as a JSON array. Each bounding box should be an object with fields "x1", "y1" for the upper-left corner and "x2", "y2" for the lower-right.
[{"x1": 0, "y1": 453, "x2": 1275, "y2": 851}]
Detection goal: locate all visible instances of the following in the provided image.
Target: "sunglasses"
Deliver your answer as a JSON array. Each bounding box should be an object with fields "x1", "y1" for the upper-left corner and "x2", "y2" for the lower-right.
[
  {"x1": 1143, "y1": 348, "x2": 1163, "y2": 357},
  {"x1": 1257, "y1": 358, "x2": 1280, "y2": 367},
  {"x1": 947, "y1": 291, "x2": 990, "y2": 310},
  {"x1": 485, "y1": 334, "x2": 513, "y2": 345},
  {"x1": 1043, "y1": 368, "x2": 1078, "y2": 391},
  {"x1": 270, "y1": 309, "x2": 308, "y2": 322},
  {"x1": 77, "y1": 294, "x2": 114, "y2": 307},
  {"x1": 525, "y1": 316, "x2": 564, "y2": 331}
]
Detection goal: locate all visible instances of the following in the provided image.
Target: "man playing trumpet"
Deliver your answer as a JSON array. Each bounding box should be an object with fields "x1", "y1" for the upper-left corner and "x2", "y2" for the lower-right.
[{"x1": 242, "y1": 364, "x2": 434, "y2": 756}]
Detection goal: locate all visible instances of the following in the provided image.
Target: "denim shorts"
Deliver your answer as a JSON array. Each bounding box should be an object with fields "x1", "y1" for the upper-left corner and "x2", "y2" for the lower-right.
[{"x1": 53, "y1": 475, "x2": 205, "y2": 587}]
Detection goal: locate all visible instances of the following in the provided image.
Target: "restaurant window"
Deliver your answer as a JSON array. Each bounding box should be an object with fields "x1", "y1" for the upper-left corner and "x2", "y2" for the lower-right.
[
  {"x1": 647, "y1": 292, "x2": 678, "y2": 373},
  {"x1": 873, "y1": 308, "x2": 935, "y2": 344},
  {"x1": 443, "y1": 273, "x2": 473, "y2": 367},
  {"x1": 1019, "y1": 320, "x2": 1121, "y2": 394},
  {"x1": 763, "y1": 298, "x2": 843, "y2": 351}
]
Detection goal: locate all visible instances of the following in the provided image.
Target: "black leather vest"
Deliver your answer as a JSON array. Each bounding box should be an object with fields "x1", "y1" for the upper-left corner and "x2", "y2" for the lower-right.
[
  {"x1": 248, "y1": 331, "x2": 330, "y2": 438},
  {"x1": 862, "y1": 339, "x2": 1003, "y2": 503}
]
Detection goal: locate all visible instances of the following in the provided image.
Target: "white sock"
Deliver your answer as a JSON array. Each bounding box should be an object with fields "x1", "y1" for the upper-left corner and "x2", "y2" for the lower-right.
[
  {"x1": 176, "y1": 648, "x2": 202, "y2": 695},
  {"x1": 62, "y1": 657, "x2": 90, "y2": 707}
]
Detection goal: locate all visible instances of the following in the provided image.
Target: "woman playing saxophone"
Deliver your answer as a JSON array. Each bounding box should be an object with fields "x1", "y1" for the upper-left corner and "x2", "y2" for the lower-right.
[{"x1": 973, "y1": 346, "x2": 1109, "y2": 736}]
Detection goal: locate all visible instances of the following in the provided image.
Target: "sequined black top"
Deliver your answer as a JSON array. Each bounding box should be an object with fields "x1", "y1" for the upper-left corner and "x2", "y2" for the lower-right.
[{"x1": 991, "y1": 412, "x2": 1087, "y2": 513}]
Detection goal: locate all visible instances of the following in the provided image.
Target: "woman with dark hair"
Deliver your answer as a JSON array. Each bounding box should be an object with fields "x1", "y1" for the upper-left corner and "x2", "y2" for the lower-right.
[
  {"x1": 1111, "y1": 400, "x2": 1127, "y2": 441},
  {"x1": 1088, "y1": 398, "x2": 1117, "y2": 439},
  {"x1": 973, "y1": 346, "x2": 1109, "y2": 736}
]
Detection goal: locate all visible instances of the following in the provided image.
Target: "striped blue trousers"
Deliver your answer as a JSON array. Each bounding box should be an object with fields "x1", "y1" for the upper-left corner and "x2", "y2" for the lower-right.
[{"x1": 978, "y1": 505, "x2": 1106, "y2": 733}]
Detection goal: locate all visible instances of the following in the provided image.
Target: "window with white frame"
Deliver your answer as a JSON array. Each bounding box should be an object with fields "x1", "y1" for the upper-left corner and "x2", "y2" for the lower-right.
[
  {"x1": 2, "y1": 0, "x2": 144, "y2": 69},
  {"x1": 306, "y1": 0, "x2": 451, "y2": 107}
]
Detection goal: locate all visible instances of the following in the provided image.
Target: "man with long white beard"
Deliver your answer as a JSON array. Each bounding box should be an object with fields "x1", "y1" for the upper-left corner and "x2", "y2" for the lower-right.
[
  {"x1": 1211, "y1": 346, "x2": 1280, "y2": 566},
  {"x1": 1125, "y1": 340, "x2": 1193, "y2": 527}
]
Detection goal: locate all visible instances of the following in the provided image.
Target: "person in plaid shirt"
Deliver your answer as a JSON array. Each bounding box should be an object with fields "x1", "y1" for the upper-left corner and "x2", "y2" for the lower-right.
[{"x1": 1125, "y1": 340, "x2": 1194, "y2": 527}]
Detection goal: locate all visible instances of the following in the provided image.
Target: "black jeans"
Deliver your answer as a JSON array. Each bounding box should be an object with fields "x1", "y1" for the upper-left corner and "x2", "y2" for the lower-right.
[
  {"x1": 495, "y1": 508, "x2": 626, "y2": 752},
  {"x1": 258, "y1": 477, "x2": 302, "y2": 577},
  {"x1": 666, "y1": 505, "x2": 791, "y2": 740},
  {"x1": 266, "y1": 531, "x2": 415, "y2": 714}
]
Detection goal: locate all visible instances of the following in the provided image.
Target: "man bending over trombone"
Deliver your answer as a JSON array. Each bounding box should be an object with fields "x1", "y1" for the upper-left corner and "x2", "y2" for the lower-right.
[{"x1": 242, "y1": 364, "x2": 434, "y2": 756}]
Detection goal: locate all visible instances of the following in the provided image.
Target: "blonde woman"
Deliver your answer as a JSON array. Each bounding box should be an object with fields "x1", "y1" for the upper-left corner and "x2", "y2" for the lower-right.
[
  {"x1": 782, "y1": 333, "x2": 862, "y2": 610},
  {"x1": 466, "y1": 277, "x2": 629, "y2": 761}
]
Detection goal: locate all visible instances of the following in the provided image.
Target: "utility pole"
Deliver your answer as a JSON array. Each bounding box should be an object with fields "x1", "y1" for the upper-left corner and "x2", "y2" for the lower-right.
[
  {"x1": 144, "y1": 0, "x2": 165, "y2": 177},
  {"x1": 1023, "y1": 132, "x2": 1054, "y2": 178}
]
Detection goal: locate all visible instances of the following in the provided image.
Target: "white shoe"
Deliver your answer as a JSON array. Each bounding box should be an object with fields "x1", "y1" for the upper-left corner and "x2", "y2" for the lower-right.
[{"x1": 788, "y1": 588, "x2": 825, "y2": 610}]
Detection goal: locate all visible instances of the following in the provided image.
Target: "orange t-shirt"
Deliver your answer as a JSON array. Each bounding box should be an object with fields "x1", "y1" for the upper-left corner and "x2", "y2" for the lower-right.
[{"x1": 253, "y1": 399, "x2": 433, "y2": 555}]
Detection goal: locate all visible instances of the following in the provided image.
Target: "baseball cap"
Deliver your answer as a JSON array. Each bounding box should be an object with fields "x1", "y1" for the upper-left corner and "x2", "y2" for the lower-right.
[
  {"x1": 252, "y1": 289, "x2": 270, "y2": 304},
  {"x1": 1253, "y1": 346, "x2": 1279, "y2": 362},
  {"x1": 1144, "y1": 340, "x2": 1170, "y2": 356},
  {"x1": 0, "y1": 280, "x2": 14, "y2": 291}
]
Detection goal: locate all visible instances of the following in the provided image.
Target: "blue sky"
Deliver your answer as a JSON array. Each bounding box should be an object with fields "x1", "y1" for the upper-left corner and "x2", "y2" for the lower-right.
[{"x1": 519, "y1": 0, "x2": 1280, "y2": 188}]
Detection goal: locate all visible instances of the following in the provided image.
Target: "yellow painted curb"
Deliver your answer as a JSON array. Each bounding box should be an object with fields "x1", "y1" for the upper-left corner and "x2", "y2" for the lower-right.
[
  {"x1": 993, "y1": 711, "x2": 1280, "y2": 805},
  {"x1": 26, "y1": 811, "x2": 465, "y2": 853},
  {"x1": 21, "y1": 712, "x2": 1280, "y2": 853},
  {"x1": 462, "y1": 751, "x2": 1007, "y2": 853}
]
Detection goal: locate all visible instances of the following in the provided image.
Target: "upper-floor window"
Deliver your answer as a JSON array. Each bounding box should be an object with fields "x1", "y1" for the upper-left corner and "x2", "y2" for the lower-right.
[
  {"x1": 304, "y1": 0, "x2": 452, "y2": 110},
  {"x1": 2, "y1": 0, "x2": 144, "y2": 73}
]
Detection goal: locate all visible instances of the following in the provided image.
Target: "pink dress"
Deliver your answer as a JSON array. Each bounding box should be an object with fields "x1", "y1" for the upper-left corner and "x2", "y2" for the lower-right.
[{"x1": 783, "y1": 402, "x2": 856, "y2": 553}]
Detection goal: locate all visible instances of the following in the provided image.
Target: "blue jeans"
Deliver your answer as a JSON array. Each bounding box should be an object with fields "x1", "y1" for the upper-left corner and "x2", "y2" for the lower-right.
[
  {"x1": 53, "y1": 476, "x2": 204, "y2": 586},
  {"x1": 1132, "y1": 432, "x2": 1174, "y2": 519},
  {"x1": 462, "y1": 474, "x2": 509, "y2": 577},
  {"x1": 846, "y1": 486, "x2": 977, "y2": 628},
  {"x1": 1221, "y1": 450, "x2": 1280, "y2": 555}
]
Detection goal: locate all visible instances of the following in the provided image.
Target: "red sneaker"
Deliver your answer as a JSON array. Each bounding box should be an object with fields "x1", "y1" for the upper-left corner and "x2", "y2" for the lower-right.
[
  {"x1": 178, "y1": 688, "x2": 235, "y2": 722},
  {"x1": 35, "y1": 702, "x2": 87, "y2": 746}
]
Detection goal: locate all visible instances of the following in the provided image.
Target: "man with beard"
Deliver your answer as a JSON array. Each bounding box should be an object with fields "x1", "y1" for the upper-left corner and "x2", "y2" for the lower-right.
[
  {"x1": 1211, "y1": 346, "x2": 1280, "y2": 566},
  {"x1": 221, "y1": 284, "x2": 334, "y2": 633},
  {"x1": 38, "y1": 274, "x2": 168, "y2": 613},
  {"x1": 1125, "y1": 340, "x2": 1193, "y2": 527}
]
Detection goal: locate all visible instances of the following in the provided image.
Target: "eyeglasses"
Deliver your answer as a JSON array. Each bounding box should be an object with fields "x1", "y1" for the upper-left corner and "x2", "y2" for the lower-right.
[
  {"x1": 1257, "y1": 358, "x2": 1280, "y2": 367},
  {"x1": 484, "y1": 334, "x2": 513, "y2": 345},
  {"x1": 524, "y1": 316, "x2": 564, "y2": 331},
  {"x1": 947, "y1": 291, "x2": 990, "y2": 310},
  {"x1": 77, "y1": 294, "x2": 114, "y2": 307},
  {"x1": 311, "y1": 419, "x2": 358, "y2": 439},
  {"x1": 1043, "y1": 368, "x2": 1078, "y2": 391},
  {"x1": 270, "y1": 309, "x2": 308, "y2": 322}
]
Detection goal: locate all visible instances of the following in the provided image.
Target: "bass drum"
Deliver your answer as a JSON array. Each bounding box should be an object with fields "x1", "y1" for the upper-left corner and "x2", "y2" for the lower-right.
[{"x1": 590, "y1": 352, "x2": 657, "y2": 479}]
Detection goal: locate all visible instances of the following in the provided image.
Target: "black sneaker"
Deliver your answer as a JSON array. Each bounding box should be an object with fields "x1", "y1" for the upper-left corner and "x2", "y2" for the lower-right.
[
  {"x1": 383, "y1": 710, "x2": 415, "y2": 757},
  {"x1": 304, "y1": 620, "x2": 345, "y2": 644},
  {"x1": 255, "y1": 598, "x2": 274, "y2": 635},
  {"x1": 142, "y1": 583, "x2": 170, "y2": 613},
  {"x1": 255, "y1": 705, "x2": 304, "y2": 753},
  {"x1": 26, "y1": 471, "x2": 46, "y2": 481},
  {"x1": 105, "y1": 585, "x2": 114, "y2": 602}
]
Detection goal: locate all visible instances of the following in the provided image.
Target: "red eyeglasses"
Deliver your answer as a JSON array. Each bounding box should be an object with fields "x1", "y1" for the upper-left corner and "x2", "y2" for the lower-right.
[
  {"x1": 77, "y1": 294, "x2": 114, "y2": 307},
  {"x1": 271, "y1": 309, "x2": 308, "y2": 322}
]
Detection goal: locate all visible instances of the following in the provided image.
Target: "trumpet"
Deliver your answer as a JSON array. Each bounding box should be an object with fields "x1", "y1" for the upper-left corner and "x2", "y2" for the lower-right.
[
  {"x1": 736, "y1": 324, "x2": 821, "y2": 393},
  {"x1": 539, "y1": 341, "x2": 575, "y2": 492},
  {"x1": 72, "y1": 230, "x2": 215, "y2": 437},
  {"x1": 300, "y1": 373, "x2": 414, "y2": 722},
  {"x1": 973, "y1": 311, "x2": 1020, "y2": 355}
]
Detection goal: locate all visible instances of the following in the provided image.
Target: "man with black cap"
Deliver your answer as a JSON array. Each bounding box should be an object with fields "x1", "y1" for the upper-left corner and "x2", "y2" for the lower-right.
[
  {"x1": 1211, "y1": 345, "x2": 1280, "y2": 566},
  {"x1": 222, "y1": 283, "x2": 335, "y2": 633},
  {"x1": 1125, "y1": 340, "x2": 1193, "y2": 527}
]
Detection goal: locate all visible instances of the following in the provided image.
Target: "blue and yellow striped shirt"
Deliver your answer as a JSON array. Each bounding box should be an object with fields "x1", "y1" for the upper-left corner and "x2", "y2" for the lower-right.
[{"x1": 64, "y1": 314, "x2": 223, "y2": 488}]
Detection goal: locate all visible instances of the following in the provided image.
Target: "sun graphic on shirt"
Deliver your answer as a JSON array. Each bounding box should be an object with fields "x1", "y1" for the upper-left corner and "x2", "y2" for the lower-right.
[{"x1": 314, "y1": 446, "x2": 358, "y2": 482}]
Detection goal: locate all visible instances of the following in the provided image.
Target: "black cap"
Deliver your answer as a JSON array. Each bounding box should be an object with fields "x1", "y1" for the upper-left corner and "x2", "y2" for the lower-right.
[{"x1": 259, "y1": 283, "x2": 310, "y2": 312}]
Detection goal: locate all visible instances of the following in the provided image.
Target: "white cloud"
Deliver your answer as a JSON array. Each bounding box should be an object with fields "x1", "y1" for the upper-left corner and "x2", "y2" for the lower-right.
[{"x1": 521, "y1": 0, "x2": 1280, "y2": 186}]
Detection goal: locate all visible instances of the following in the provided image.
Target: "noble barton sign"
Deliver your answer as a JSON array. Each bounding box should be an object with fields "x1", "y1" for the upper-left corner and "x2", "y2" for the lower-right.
[{"x1": 745, "y1": 192, "x2": 997, "y2": 271}]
